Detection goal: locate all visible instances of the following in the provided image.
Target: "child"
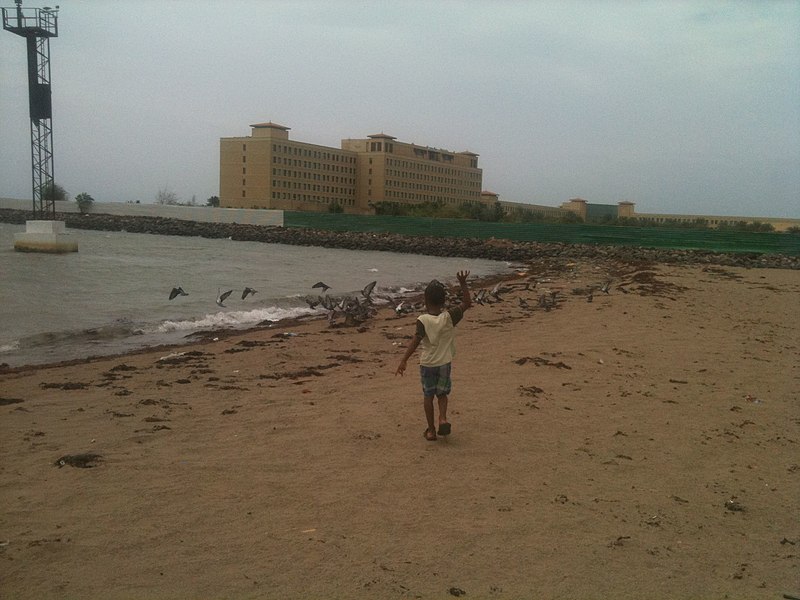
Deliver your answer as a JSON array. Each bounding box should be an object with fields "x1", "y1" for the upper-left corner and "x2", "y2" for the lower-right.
[{"x1": 396, "y1": 270, "x2": 472, "y2": 441}]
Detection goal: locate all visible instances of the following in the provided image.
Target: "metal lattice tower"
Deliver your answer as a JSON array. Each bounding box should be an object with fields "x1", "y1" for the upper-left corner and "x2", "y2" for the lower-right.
[{"x1": 2, "y1": 0, "x2": 58, "y2": 220}]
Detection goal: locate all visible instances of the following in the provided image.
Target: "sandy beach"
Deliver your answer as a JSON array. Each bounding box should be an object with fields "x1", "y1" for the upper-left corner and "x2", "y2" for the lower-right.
[{"x1": 1, "y1": 257, "x2": 798, "y2": 599}]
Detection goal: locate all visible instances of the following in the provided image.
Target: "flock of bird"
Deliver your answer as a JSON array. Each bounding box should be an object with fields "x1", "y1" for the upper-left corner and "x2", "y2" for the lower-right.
[
  {"x1": 168, "y1": 276, "x2": 616, "y2": 324},
  {"x1": 303, "y1": 280, "x2": 380, "y2": 326},
  {"x1": 168, "y1": 286, "x2": 258, "y2": 307}
]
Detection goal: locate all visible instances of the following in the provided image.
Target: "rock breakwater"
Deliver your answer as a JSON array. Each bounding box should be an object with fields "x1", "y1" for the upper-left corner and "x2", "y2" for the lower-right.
[{"x1": 1, "y1": 208, "x2": 797, "y2": 269}]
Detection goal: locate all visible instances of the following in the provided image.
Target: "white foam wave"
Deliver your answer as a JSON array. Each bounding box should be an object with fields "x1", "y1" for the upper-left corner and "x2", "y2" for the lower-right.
[
  {"x1": 0, "y1": 340, "x2": 21, "y2": 353},
  {"x1": 153, "y1": 306, "x2": 317, "y2": 334}
]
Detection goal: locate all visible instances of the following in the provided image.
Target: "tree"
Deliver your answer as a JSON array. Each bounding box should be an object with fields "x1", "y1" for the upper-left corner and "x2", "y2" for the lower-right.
[
  {"x1": 75, "y1": 192, "x2": 94, "y2": 213},
  {"x1": 328, "y1": 201, "x2": 344, "y2": 213},
  {"x1": 155, "y1": 186, "x2": 179, "y2": 205},
  {"x1": 206, "y1": 195, "x2": 220, "y2": 207},
  {"x1": 40, "y1": 182, "x2": 68, "y2": 201}
]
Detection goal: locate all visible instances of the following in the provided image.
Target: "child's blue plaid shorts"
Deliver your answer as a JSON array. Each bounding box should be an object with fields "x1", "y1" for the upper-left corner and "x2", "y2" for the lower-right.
[{"x1": 419, "y1": 363, "x2": 452, "y2": 397}]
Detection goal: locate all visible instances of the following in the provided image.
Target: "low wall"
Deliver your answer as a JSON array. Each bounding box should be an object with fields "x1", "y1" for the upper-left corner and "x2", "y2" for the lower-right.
[{"x1": 0, "y1": 198, "x2": 284, "y2": 227}]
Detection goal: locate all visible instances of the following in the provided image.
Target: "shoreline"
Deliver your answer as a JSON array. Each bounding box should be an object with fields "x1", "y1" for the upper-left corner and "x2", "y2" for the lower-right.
[
  {"x1": 2, "y1": 208, "x2": 799, "y2": 269},
  {"x1": 0, "y1": 272, "x2": 510, "y2": 374}
]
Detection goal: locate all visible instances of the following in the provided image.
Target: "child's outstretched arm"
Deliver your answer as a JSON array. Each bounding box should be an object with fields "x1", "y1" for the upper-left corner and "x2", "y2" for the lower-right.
[
  {"x1": 456, "y1": 270, "x2": 472, "y2": 312},
  {"x1": 395, "y1": 334, "x2": 422, "y2": 376}
]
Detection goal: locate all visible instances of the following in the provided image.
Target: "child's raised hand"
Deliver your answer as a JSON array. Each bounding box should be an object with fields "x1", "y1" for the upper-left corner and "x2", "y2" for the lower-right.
[{"x1": 456, "y1": 270, "x2": 470, "y2": 284}]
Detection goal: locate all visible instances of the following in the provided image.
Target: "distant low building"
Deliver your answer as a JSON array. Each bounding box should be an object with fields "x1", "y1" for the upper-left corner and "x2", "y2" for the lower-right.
[
  {"x1": 498, "y1": 197, "x2": 572, "y2": 220},
  {"x1": 220, "y1": 123, "x2": 482, "y2": 214},
  {"x1": 558, "y1": 199, "x2": 799, "y2": 231}
]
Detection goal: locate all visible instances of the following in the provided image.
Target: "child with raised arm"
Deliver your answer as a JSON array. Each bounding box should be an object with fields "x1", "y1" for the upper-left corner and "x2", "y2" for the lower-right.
[{"x1": 396, "y1": 270, "x2": 472, "y2": 441}]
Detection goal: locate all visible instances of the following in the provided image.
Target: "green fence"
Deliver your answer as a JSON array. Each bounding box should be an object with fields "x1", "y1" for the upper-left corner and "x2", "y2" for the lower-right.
[{"x1": 284, "y1": 212, "x2": 800, "y2": 256}]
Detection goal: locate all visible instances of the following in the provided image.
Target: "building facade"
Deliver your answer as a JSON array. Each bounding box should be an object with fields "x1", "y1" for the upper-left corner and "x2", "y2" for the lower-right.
[
  {"x1": 220, "y1": 123, "x2": 483, "y2": 213},
  {"x1": 220, "y1": 122, "x2": 359, "y2": 213}
]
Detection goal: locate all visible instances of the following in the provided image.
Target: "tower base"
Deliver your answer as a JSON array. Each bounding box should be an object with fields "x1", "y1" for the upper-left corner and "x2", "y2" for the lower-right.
[{"x1": 14, "y1": 220, "x2": 78, "y2": 253}]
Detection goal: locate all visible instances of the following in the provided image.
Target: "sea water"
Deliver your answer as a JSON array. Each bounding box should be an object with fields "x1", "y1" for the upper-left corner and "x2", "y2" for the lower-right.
[{"x1": 0, "y1": 222, "x2": 509, "y2": 367}]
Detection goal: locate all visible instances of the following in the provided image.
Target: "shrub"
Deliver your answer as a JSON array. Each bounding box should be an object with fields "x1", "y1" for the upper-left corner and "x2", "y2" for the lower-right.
[{"x1": 75, "y1": 192, "x2": 94, "y2": 213}]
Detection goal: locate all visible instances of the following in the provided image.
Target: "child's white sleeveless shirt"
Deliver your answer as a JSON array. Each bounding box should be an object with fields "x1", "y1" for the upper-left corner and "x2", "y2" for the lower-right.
[{"x1": 417, "y1": 312, "x2": 456, "y2": 367}]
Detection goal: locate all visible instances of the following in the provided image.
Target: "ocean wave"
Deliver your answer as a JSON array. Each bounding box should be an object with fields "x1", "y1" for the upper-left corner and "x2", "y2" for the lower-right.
[
  {"x1": 153, "y1": 305, "x2": 320, "y2": 334},
  {"x1": 4, "y1": 323, "x2": 140, "y2": 351},
  {"x1": 0, "y1": 340, "x2": 21, "y2": 354}
]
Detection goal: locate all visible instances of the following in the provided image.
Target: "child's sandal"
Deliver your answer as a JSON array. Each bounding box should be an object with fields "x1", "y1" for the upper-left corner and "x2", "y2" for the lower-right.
[{"x1": 424, "y1": 428, "x2": 437, "y2": 441}]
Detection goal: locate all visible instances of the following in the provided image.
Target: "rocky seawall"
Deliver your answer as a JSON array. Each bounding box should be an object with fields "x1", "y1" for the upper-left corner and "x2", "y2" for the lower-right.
[{"x1": 2, "y1": 208, "x2": 798, "y2": 269}]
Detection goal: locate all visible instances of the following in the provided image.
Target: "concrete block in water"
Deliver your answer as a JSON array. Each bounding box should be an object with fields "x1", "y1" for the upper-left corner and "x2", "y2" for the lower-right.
[{"x1": 13, "y1": 220, "x2": 78, "y2": 253}]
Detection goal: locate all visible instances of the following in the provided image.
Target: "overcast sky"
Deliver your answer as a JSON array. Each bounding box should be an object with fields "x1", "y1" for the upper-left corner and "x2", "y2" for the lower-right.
[{"x1": 1, "y1": 0, "x2": 798, "y2": 217}]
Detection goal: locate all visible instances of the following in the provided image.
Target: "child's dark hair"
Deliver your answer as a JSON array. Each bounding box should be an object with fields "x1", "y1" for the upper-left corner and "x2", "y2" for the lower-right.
[{"x1": 424, "y1": 279, "x2": 446, "y2": 307}]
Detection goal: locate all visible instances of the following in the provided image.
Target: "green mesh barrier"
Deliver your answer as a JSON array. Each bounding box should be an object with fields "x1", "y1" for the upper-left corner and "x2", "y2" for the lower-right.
[{"x1": 283, "y1": 212, "x2": 800, "y2": 256}]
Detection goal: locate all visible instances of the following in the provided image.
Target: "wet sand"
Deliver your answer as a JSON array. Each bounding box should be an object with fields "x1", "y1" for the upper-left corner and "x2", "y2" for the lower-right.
[{"x1": 1, "y1": 259, "x2": 798, "y2": 599}]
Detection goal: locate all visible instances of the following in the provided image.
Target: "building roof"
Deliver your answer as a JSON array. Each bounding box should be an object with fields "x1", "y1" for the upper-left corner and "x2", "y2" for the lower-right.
[
  {"x1": 250, "y1": 121, "x2": 291, "y2": 131},
  {"x1": 458, "y1": 151, "x2": 480, "y2": 156},
  {"x1": 367, "y1": 133, "x2": 397, "y2": 140}
]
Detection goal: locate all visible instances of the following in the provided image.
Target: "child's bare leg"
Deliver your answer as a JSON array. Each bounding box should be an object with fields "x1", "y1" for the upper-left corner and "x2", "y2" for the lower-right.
[
  {"x1": 437, "y1": 394, "x2": 449, "y2": 425},
  {"x1": 436, "y1": 394, "x2": 452, "y2": 436},
  {"x1": 423, "y1": 395, "x2": 436, "y2": 438}
]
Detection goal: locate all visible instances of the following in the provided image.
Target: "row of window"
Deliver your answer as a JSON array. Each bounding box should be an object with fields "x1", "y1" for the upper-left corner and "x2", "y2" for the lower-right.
[
  {"x1": 271, "y1": 168, "x2": 355, "y2": 185},
  {"x1": 368, "y1": 141, "x2": 395, "y2": 153},
  {"x1": 411, "y1": 148, "x2": 456, "y2": 163},
  {"x1": 271, "y1": 144, "x2": 356, "y2": 163},
  {"x1": 384, "y1": 180, "x2": 480, "y2": 193},
  {"x1": 272, "y1": 180, "x2": 355, "y2": 196},
  {"x1": 385, "y1": 190, "x2": 480, "y2": 202},
  {"x1": 271, "y1": 156, "x2": 356, "y2": 174},
  {"x1": 271, "y1": 192, "x2": 355, "y2": 205},
  {"x1": 384, "y1": 169, "x2": 481, "y2": 187},
  {"x1": 385, "y1": 158, "x2": 479, "y2": 176}
]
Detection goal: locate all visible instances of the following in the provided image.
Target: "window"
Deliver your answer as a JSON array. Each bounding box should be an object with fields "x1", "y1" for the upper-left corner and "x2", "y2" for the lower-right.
[{"x1": 242, "y1": 144, "x2": 247, "y2": 152}]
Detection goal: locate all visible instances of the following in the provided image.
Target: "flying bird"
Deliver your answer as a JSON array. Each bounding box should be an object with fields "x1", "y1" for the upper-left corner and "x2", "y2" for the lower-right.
[
  {"x1": 312, "y1": 281, "x2": 331, "y2": 293},
  {"x1": 361, "y1": 280, "x2": 377, "y2": 299},
  {"x1": 169, "y1": 287, "x2": 188, "y2": 300},
  {"x1": 216, "y1": 288, "x2": 233, "y2": 307},
  {"x1": 241, "y1": 287, "x2": 258, "y2": 300},
  {"x1": 600, "y1": 280, "x2": 611, "y2": 294}
]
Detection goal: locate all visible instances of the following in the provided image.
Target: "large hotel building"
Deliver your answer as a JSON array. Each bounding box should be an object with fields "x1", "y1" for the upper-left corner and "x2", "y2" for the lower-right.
[{"x1": 219, "y1": 122, "x2": 484, "y2": 213}]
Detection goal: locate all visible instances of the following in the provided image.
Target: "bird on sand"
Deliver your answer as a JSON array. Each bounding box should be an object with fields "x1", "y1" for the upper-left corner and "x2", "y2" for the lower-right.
[
  {"x1": 304, "y1": 296, "x2": 321, "y2": 309},
  {"x1": 312, "y1": 281, "x2": 331, "y2": 293},
  {"x1": 600, "y1": 280, "x2": 612, "y2": 294},
  {"x1": 489, "y1": 283, "x2": 505, "y2": 302},
  {"x1": 216, "y1": 288, "x2": 233, "y2": 307},
  {"x1": 241, "y1": 287, "x2": 258, "y2": 300},
  {"x1": 169, "y1": 287, "x2": 188, "y2": 300}
]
